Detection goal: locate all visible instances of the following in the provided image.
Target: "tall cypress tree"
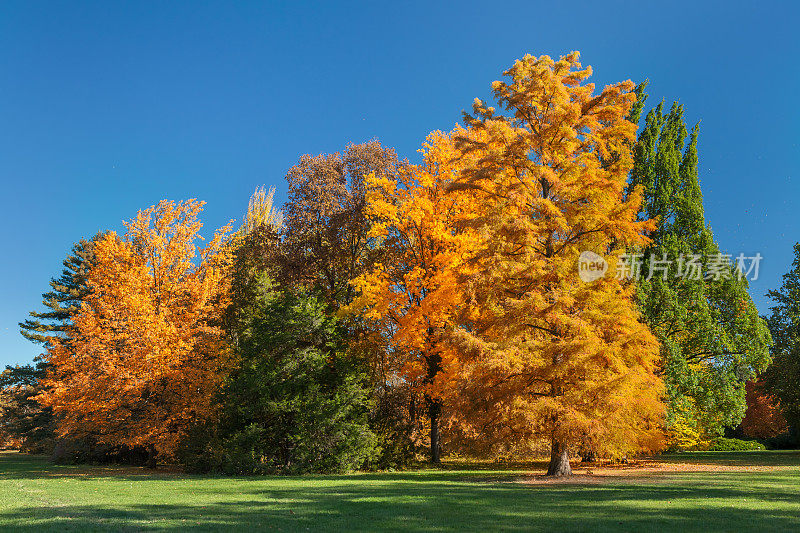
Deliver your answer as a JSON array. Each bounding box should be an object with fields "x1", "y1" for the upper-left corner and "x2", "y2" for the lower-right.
[{"x1": 629, "y1": 83, "x2": 771, "y2": 441}]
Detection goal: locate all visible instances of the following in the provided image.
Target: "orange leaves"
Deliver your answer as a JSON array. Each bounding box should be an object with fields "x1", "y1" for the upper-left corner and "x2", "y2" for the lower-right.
[
  {"x1": 30, "y1": 52, "x2": 669, "y2": 468},
  {"x1": 738, "y1": 380, "x2": 789, "y2": 440},
  {"x1": 39, "y1": 199, "x2": 233, "y2": 457},
  {"x1": 348, "y1": 130, "x2": 473, "y2": 403}
]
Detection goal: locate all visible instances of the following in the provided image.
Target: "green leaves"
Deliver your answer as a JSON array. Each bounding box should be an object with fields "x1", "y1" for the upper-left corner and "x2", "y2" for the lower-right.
[
  {"x1": 765, "y1": 243, "x2": 800, "y2": 432},
  {"x1": 191, "y1": 265, "x2": 378, "y2": 475},
  {"x1": 631, "y1": 88, "x2": 772, "y2": 440}
]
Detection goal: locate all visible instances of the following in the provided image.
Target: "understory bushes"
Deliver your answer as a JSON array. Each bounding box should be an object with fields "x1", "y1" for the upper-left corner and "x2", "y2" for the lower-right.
[{"x1": 706, "y1": 438, "x2": 766, "y2": 452}]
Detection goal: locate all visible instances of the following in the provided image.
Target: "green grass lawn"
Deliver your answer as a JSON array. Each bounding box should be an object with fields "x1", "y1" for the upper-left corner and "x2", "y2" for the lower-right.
[{"x1": 1, "y1": 450, "x2": 799, "y2": 532}]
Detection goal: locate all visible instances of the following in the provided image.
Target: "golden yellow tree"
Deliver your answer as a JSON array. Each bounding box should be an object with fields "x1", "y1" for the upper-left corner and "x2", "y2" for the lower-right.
[
  {"x1": 39, "y1": 199, "x2": 232, "y2": 464},
  {"x1": 448, "y1": 52, "x2": 664, "y2": 475},
  {"x1": 349, "y1": 129, "x2": 481, "y2": 462},
  {"x1": 242, "y1": 185, "x2": 283, "y2": 234}
]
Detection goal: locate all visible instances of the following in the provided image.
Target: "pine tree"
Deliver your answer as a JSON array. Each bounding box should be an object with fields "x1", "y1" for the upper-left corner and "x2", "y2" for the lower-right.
[
  {"x1": 629, "y1": 83, "x2": 772, "y2": 443},
  {"x1": 12, "y1": 236, "x2": 100, "y2": 456},
  {"x1": 188, "y1": 272, "x2": 378, "y2": 474},
  {"x1": 0, "y1": 363, "x2": 55, "y2": 452},
  {"x1": 19, "y1": 237, "x2": 99, "y2": 347}
]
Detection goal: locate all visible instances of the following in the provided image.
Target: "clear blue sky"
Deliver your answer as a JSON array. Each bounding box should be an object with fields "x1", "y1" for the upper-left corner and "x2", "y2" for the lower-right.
[{"x1": 1, "y1": 1, "x2": 798, "y2": 367}]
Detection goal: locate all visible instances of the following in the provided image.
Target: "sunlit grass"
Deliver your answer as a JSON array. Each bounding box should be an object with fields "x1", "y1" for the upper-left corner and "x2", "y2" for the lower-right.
[{"x1": 0, "y1": 451, "x2": 798, "y2": 531}]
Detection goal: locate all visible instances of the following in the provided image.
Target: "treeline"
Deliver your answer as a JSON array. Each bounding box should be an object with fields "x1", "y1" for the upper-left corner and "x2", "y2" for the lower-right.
[{"x1": 1, "y1": 53, "x2": 797, "y2": 476}]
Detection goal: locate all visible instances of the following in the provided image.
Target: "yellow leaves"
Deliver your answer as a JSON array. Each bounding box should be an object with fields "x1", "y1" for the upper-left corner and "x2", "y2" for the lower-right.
[
  {"x1": 242, "y1": 185, "x2": 283, "y2": 234},
  {"x1": 668, "y1": 409, "x2": 711, "y2": 451},
  {"x1": 435, "y1": 51, "x2": 665, "y2": 457},
  {"x1": 32, "y1": 52, "x2": 670, "y2": 464}
]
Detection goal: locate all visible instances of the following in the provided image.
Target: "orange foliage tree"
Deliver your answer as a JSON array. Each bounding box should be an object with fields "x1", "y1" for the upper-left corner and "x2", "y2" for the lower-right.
[
  {"x1": 738, "y1": 380, "x2": 788, "y2": 440},
  {"x1": 447, "y1": 52, "x2": 664, "y2": 475},
  {"x1": 38, "y1": 199, "x2": 232, "y2": 463},
  {"x1": 348, "y1": 129, "x2": 480, "y2": 462}
]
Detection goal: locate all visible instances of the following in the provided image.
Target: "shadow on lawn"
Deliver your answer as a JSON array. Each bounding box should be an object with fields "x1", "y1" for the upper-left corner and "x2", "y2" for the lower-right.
[
  {"x1": 4, "y1": 450, "x2": 799, "y2": 481},
  {"x1": 1, "y1": 480, "x2": 800, "y2": 532},
  {"x1": 2, "y1": 451, "x2": 799, "y2": 531},
  {"x1": 0, "y1": 451, "x2": 181, "y2": 481}
]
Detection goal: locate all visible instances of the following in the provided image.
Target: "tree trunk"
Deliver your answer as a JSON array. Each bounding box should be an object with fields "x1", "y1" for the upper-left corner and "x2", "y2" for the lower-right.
[
  {"x1": 428, "y1": 399, "x2": 441, "y2": 464},
  {"x1": 424, "y1": 332, "x2": 443, "y2": 465},
  {"x1": 146, "y1": 445, "x2": 157, "y2": 469},
  {"x1": 546, "y1": 439, "x2": 571, "y2": 477}
]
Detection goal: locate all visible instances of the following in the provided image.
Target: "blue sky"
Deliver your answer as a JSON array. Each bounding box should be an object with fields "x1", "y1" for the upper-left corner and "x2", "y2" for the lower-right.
[{"x1": 1, "y1": 1, "x2": 798, "y2": 367}]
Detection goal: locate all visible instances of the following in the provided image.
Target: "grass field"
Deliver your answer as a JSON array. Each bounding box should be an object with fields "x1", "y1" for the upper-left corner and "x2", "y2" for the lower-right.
[{"x1": 1, "y1": 450, "x2": 799, "y2": 532}]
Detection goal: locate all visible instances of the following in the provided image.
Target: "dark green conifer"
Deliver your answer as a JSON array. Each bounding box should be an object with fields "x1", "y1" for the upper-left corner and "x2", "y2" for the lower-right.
[{"x1": 19, "y1": 237, "x2": 98, "y2": 347}]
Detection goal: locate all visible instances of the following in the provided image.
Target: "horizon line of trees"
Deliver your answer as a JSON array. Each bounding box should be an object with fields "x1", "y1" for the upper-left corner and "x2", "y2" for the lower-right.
[{"x1": 1, "y1": 52, "x2": 797, "y2": 476}]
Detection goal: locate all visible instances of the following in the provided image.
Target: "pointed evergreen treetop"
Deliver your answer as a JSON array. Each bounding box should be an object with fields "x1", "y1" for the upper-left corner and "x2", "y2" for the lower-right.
[
  {"x1": 19, "y1": 236, "x2": 100, "y2": 348},
  {"x1": 630, "y1": 85, "x2": 771, "y2": 439}
]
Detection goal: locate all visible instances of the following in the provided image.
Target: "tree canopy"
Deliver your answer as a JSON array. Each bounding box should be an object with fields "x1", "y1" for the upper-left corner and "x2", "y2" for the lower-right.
[
  {"x1": 628, "y1": 85, "x2": 772, "y2": 443},
  {"x1": 38, "y1": 200, "x2": 233, "y2": 460},
  {"x1": 765, "y1": 243, "x2": 800, "y2": 436},
  {"x1": 12, "y1": 50, "x2": 784, "y2": 476},
  {"x1": 444, "y1": 53, "x2": 664, "y2": 475}
]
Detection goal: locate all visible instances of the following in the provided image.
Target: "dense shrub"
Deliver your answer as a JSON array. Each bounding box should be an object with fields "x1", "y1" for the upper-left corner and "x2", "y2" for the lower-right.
[
  {"x1": 364, "y1": 385, "x2": 417, "y2": 470},
  {"x1": 707, "y1": 437, "x2": 766, "y2": 451},
  {"x1": 180, "y1": 276, "x2": 377, "y2": 474},
  {"x1": 764, "y1": 427, "x2": 800, "y2": 450},
  {"x1": 52, "y1": 440, "x2": 150, "y2": 465}
]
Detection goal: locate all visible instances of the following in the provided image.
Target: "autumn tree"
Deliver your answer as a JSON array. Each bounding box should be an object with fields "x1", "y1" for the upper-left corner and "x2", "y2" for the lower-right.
[
  {"x1": 38, "y1": 200, "x2": 233, "y2": 465},
  {"x1": 279, "y1": 141, "x2": 418, "y2": 466},
  {"x1": 225, "y1": 186, "x2": 284, "y2": 342},
  {"x1": 240, "y1": 185, "x2": 283, "y2": 236},
  {"x1": 448, "y1": 53, "x2": 664, "y2": 476},
  {"x1": 737, "y1": 379, "x2": 788, "y2": 440},
  {"x1": 281, "y1": 140, "x2": 400, "y2": 308},
  {"x1": 16, "y1": 235, "x2": 104, "y2": 458},
  {"x1": 628, "y1": 84, "x2": 771, "y2": 443},
  {"x1": 230, "y1": 185, "x2": 284, "y2": 298},
  {"x1": 349, "y1": 129, "x2": 480, "y2": 463}
]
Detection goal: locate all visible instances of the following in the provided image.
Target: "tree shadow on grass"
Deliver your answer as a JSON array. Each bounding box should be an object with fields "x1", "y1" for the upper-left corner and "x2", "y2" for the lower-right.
[
  {"x1": 3, "y1": 450, "x2": 798, "y2": 481},
  {"x1": 0, "y1": 452, "x2": 182, "y2": 481},
  {"x1": 2, "y1": 451, "x2": 799, "y2": 531},
  {"x1": 2, "y1": 477, "x2": 800, "y2": 532}
]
